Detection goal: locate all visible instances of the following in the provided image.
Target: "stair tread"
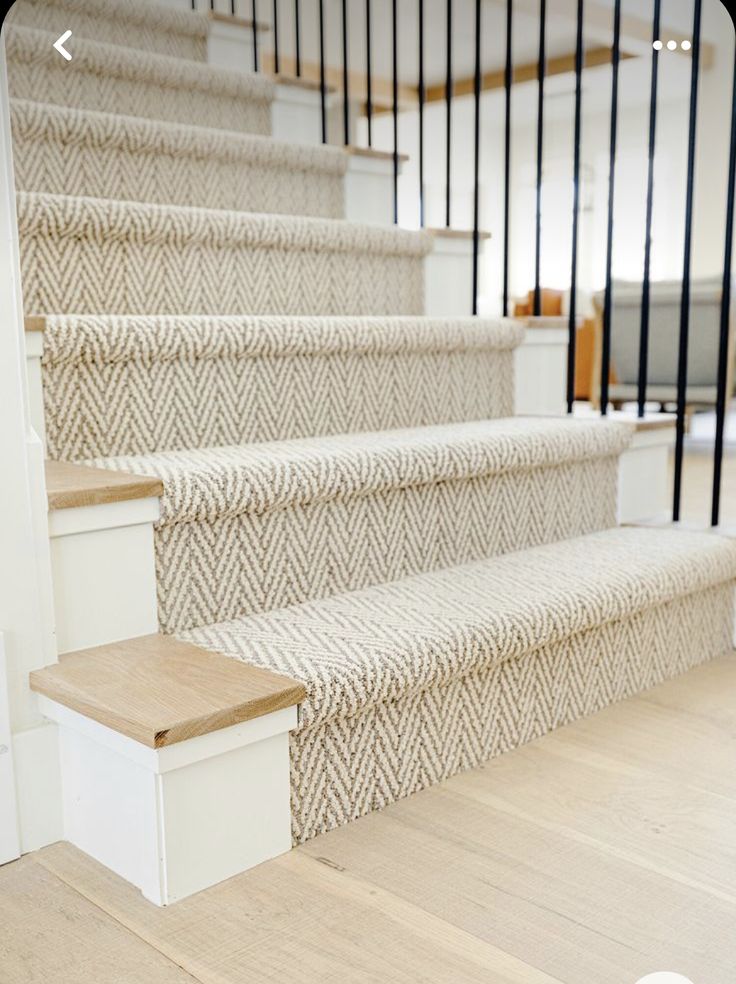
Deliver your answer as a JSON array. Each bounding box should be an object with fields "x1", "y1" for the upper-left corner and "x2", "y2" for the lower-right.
[
  {"x1": 6, "y1": 25, "x2": 272, "y2": 102},
  {"x1": 87, "y1": 416, "x2": 633, "y2": 526},
  {"x1": 17, "y1": 190, "x2": 431, "y2": 256},
  {"x1": 32, "y1": 314, "x2": 524, "y2": 362},
  {"x1": 45, "y1": 459, "x2": 163, "y2": 510},
  {"x1": 9, "y1": 0, "x2": 210, "y2": 42},
  {"x1": 11, "y1": 99, "x2": 347, "y2": 176},
  {"x1": 29, "y1": 633, "x2": 306, "y2": 748},
  {"x1": 181, "y1": 526, "x2": 736, "y2": 731}
]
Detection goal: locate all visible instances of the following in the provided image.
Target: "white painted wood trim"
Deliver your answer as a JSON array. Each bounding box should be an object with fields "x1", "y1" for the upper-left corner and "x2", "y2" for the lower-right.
[
  {"x1": 424, "y1": 235, "x2": 482, "y2": 317},
  {"x1": 0, "y1": 635, "x2": 21, "y2": 864},
  {"x1": 345, "y1": 153, "x2": 399, "y2": 227},
  {"x1": 514, "y1": 329, "x2": 569, "y2": 416},
  {"x1": 207, "y1": 14, "x2": 256, "y2": 75},
  {"x1": 41, "y1": 694, "x2": 297, "y2": 905},
  {"x1": 272, "y1": 83, "x2": 333, "y2": 146},
  {"x1": 24, "y1": 331, "x2": 45, "y2": 454},
  {"x1": 49, "y1": 504, "x2": 160, "y2": 655},
  {"x1": 0, "y1": 27, "x2": 59, "y2": 854},
  {"x1": 617, "y1": 425, "x2": 676, "y2": 524}
]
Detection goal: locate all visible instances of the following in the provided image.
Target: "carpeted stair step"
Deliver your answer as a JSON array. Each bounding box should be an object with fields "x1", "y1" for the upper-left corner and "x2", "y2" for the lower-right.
[
  {"x1": 5, "y1": 25, "x2": 273, "y2": 134},
  {"x1": 181, "y1": 525, "x2": 736, "y2": 842},
  {"x1": 11, "y1": 101, "x2": 347, "y2": 218},
  {"x1": 39, "y1": 314, "x2": 524, "y2": 459},
  {"x1": 17, "y1": 192, "x2": 431, "y2": 316},
  {"x1": 7, "y1": 0, "x2": 210, "y2": 62},
  {"x1": 86, "y1": 417, "x2": 632, "y2": 632}
]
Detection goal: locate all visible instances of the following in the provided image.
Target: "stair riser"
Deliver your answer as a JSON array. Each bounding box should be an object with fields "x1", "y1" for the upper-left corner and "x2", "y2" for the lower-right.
[
  {"x1": 7, "y1": 2, "x2": 208, "y2": 61},
  {"x1": 43, "y1": 350, "x2": 515, "y2": 459},
  {"x1": 154, "y1": 456, "x2": 619, "y2": 633},
  {"x1": 11, "y1": 118, "x2": 345, "y2": 219},
  {"x1": 289, "y1": 582, "x2": 733, "y2": 843},
  {"x1": 7, "y1": 58, "x2": 271, "y2": 136},
  {"x1": 20, "y1": 228, "x2": 425, "y2": 318}
]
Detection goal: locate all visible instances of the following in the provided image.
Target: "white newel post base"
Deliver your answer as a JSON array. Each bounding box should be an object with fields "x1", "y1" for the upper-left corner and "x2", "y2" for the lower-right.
[
  {"x1": 617, "y1": 423, "x2": 675, "y2": 524},
  {"x1": 48, "y1": 498, "x2": 160, "y2": 655},
  {"x1": 424, "y1": 232, "x2": 484, "y2": 317},
  {"x1": 514, "y1": 318, "x2": 569, "y2": 416},
  {"x1": 36, "y1": 697, "x2": 296, "y2": 906},
  {"x1": 344, "y1": 151, "x2": 401, "y2": 227}
]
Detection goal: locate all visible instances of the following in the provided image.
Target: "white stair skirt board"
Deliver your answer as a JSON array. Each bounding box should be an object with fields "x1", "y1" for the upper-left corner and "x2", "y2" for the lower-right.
[
  {"x1": 424, "y1": 232, "x2": 486, "y2": 317},
  {"x1": 345, "y1": 152, "x2": 402, "y2": 227},
  {"x1": 24, "y1": 329, "x2": 45, "y2": 453},
  {"x1": 11, "y1": 719, "x2": 62, "y2": 852},
  {"x1": 0, "y1": 635, "x2": 21, "y2": 865},
  {"x1": 37, "y1": 696, "x2": 296, "y2": 906},
  {"x1": 514, "y1": 318, "x2": 569, "y2": 416},
  {"x1": 207, "y1": 13, "x2": 257, "y2": 76},
  {"x1": 272, "y1": 82, "x2": 331, "y2": 146},
  {"x1": 49, "y1": 497, "x2": 159, "y2": 654}
]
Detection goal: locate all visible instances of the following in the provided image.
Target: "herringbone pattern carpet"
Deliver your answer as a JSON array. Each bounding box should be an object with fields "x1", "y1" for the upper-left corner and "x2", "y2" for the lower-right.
[
  {"x1": 90, "y1": 418, "x2": 630, "y2": 630},
  {"x1": 183, "y1": 526, "x2": 736, "y2": 841},
  {"x1": 6, "y1": 25, "x2": 273, "y2": 134},
  {"x1": 11, "y1": 101, "x2": 347, "y2": 217},
  {"x1": 11, "y1": 0, "x2": 736, "y2": 847},
  {"x1": 7, "y1": 0, "x2": 209, "y2": 61},
  {"x1": 41, "y1": 315, "x2": 522, "y2": 457},
  {"x1": 18, "y1": 192, "x2": 430, "y2": 316}
]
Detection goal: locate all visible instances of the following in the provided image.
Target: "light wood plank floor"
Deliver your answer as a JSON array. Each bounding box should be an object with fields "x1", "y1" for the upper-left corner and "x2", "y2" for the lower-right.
[{"x1": 2, "y1": 653, "x2": 735, "y2": 984}]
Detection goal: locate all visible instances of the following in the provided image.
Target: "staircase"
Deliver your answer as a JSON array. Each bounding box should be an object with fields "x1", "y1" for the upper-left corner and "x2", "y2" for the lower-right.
[{"x1": 7, "y1": 0, "x2": 736, "y2": 894}]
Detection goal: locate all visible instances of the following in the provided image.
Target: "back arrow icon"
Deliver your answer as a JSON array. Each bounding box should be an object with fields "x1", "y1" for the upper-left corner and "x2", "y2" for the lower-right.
[{"x1": 53, "y1": 30, "x2": 72, "y2": 61}]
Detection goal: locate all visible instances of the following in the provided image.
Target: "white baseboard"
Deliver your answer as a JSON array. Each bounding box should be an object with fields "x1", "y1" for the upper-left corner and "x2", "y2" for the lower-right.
[{"x1": 12, "y1": 720, "x2": 62, "y2": 853}]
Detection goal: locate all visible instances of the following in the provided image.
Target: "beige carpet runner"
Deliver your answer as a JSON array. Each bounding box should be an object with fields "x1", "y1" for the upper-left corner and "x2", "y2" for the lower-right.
[{"x1": 9, "y1": 0, "x2": 736, "y2": 845}]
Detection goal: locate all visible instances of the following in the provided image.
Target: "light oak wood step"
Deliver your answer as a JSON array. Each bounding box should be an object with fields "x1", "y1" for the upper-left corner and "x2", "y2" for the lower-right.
[
  {"x1": 30, "y1": 633, "x2": 306, "y2": 748},
  {"x1": 45, "y1": 460, "x2": 163, "y2": 511}
]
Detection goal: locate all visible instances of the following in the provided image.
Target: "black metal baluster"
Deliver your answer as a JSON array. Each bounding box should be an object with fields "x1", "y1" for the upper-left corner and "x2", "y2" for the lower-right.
[
  {"x1": 712, "y1": 45, "x2": 736, "y2": 526},
  {"x1": 418, "y1": 0, "x2": 425, "y2": 226},
  {"x1": 533, "y1": 0, "x2": 546, "y2": 316},
  {"x1": 637, "y1": 0, "x2": 661, "y2": 418},
  {"x1": 392, "y1": 0, "x2": 399, "y2": 224},
  {"x1": 318, "y1": 0, "x2": 326, "y2": 143},
  {"x1": 294, "y1": 0, "x2": 301, "y2": 77},
  {"x1": 673, "y1": 0, "x2": 703, "y2": 521},
  {"x1": 366, "y1": 0, "x2": 373, "y2": 148},
  {"x1": 502, "y1": 0, "x2": 512, "y2": 317},
  {"x1": 471, "y1": 0, "x2": 482, "y2": 314},
  {"x1": 445, "y1": 0, "x2": 452, "y2": 228},
  {"x1": 600, "y1": 0, "x2": 621, "y2": 416},
  {"x1": 230, "y1": 0, "x2": 235, "y2": 14},
  {"x1": 252, "y1": 0, "x2": 258, "y2": 71},
  {"x1": 272, "y1": 0, "x2": 280, "y2": 74},
  {"x1": 342, "y1": 0, "x2": 349, "y2": 145},
  {"x1": 566, "y1": 0, "x2": 584, "y2": 413}
]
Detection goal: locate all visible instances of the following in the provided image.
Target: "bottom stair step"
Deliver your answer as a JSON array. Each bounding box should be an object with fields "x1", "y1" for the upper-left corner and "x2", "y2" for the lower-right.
[{"x1": 181, "y1": 525, "x2": 736, "y2": 843}]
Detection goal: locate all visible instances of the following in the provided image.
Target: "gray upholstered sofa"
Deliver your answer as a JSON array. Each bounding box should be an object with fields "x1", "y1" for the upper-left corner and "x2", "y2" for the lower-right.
[{"x1": 592, "y1": 277, "x2": 735, "y2": 409}]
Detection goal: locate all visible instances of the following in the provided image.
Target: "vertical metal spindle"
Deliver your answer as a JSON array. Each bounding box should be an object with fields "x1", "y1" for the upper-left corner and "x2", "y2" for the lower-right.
[
  {"x1": 637, "y1": 0, "x2": 661, "y2": 418},
  {"x1": 600, "y1": 0, "x2": 621, "y2": 416},
  {"x1": 533, "y1": 0, "x2": 546, "y2": 317},
  {"x1": 712, "y1": 45, "x2": 736, "y2": 526},
  {"x1": 342, "y1": 0, "x2": 349, "y2": 145},
  {"x1": 418, "y1": 0, "x2": 425, "y2": 227},
  {"x1": 230, "y1": 0, "x2": 235, "y2": 14},
  {"x1": 272, "y1": 0, "x2": 280, "y2": 74},
  {"x1": 365, "y1": 0, "x2": 373, "y2": 148},
  {"x1": 294, "y1": 0, "x2": 301, "y2": 77},
  {"x1": 445, "y1": 0, "x2": 452, "y2": 228},
  {"x1": 673, "y1": 0, "x2": 703, "y2": 521},
  {"x1": 566, "y1": 0, "x2": 584, "y2": 413},
  {"x1": 392, "y1": 0, "x2": 399, "y2": 224},
  {"x1": 471, "y1": 0, "x2": 482, "y2": 315},
  {"x1": 502, "y1": 0, "x2": 512, "y2": 317},
  {"x1": 318, "y1": 0, "x2": 326, "y2": 143},
  {"x1": 252, "y1": 0, "x2": 258, "y2": 71}
]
